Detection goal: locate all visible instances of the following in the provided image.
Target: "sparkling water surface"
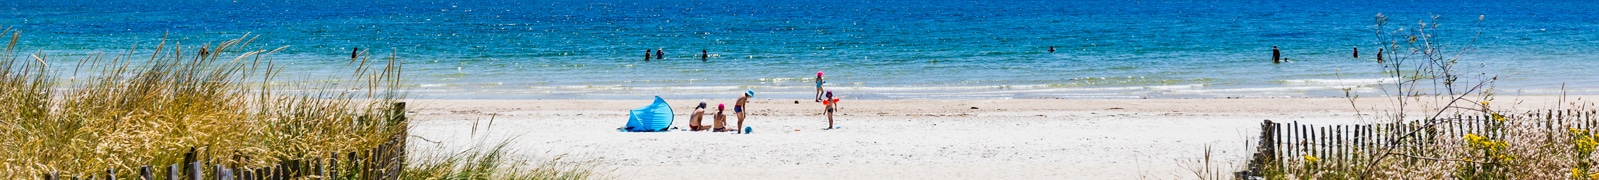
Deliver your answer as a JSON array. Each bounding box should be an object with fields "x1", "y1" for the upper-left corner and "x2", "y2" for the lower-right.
[{"x1": 4, "y1": 0, "x2": 1597, "y2": 99}]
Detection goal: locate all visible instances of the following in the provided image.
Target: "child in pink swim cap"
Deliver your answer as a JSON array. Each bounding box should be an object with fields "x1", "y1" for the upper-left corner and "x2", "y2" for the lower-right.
[
  {"x1": 714, "y1": 103, "x2": 730, "y2": 132},
  {"x1": 814, "y1": 71, "x2": 825, "y2": 102}
]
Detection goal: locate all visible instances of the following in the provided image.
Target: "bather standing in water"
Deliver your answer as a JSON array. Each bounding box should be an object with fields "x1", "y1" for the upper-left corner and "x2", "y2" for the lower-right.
[{"x1": 1272, "y1": 46, "x2": 1282, "y2": 64}]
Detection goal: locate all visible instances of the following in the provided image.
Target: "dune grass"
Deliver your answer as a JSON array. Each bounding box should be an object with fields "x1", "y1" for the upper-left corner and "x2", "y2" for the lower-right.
[
  {"x1": 406, "y1": 140, "x2": 606, "y2": 180},
  {"x1": 1210, "y1": 14, "x2": 1599, "y2": 179},
  {"x1": 0, "y1": 28, "x2": 406, "y2": 177},
  {"x1": 0, "y1": 29, "x2": 598, "y2": 179}
]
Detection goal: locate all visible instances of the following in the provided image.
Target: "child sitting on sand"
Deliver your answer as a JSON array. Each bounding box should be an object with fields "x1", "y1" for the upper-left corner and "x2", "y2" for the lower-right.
[
  {"x1": 822, "y1": 91, "x2": 840, "y2": 130},
  {"x1": 689, "y1": 102, "x2": 708, "y2": 131},
  {"x1": 714, "y1": 103, "x2": 730, "y2": 132}
]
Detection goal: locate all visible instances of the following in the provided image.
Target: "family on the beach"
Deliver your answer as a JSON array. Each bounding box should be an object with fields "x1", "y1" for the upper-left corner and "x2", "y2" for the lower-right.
[{"x1": 684, "y1": 71, "x2": 840, "y2": 133}]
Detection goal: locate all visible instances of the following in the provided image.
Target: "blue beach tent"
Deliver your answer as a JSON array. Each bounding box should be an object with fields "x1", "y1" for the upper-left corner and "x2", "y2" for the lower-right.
[{"x1": 621, "y1": 96, "x2": 675, "y2": 132}]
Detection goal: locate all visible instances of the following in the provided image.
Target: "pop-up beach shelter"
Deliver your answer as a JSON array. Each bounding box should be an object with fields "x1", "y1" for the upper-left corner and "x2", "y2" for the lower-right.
[{"x1": 621, "y1": 96, "x2": 674, "y2": 132}]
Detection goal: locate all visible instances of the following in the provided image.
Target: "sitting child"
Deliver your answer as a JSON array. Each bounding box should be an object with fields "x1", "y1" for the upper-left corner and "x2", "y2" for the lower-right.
[
  {"x1": 714, "y1": 103, "x2": 730, "y2": 132},
  {"x1": 689, "y1": 102, "x2": 708, "y2": 131}
]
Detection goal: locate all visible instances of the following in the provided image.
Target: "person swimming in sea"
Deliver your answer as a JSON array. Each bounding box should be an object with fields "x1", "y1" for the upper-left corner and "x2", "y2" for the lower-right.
[
  {"x1": 645, "y1": 49, "x2": 652, "y2": 61},
  {"x1": 1049, "y1": 46, "x2": 1055, "y2": 53},
  {"x1": 656, "y1": 48, "x2": 665, "y2": 59},
  {"x1": 734, "y1": 90, "x2": 753, "y2": 134},
  {"x1": 1352, "y1": 46, "x2": 1359, "y2": 58},
  {"x1": 1376, "y1": 48, "x2": 1385, "y2": 64},
  {"x1": 702, "y1": 49, "x2": 708, "y2": 62}
]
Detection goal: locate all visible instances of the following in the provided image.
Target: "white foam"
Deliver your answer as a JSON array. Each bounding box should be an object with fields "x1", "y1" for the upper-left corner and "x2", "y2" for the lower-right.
[{"x1": 1282, "y1": 78, "x2": 1396, "y2": 86}]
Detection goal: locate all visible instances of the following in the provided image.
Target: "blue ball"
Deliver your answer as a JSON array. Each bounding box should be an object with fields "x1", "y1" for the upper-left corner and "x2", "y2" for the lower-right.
[{"x1": 744, "y1": 126, "x2": 753, "y2": 134}]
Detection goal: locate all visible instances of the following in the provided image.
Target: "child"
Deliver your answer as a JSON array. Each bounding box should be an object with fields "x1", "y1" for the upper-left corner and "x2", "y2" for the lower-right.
[
  {"x1": 814, "y1": 71, "x2": 825, "y2": 102},
  {"x1": 735, "y1": 90, "x2": 753, "y2": 134},
  {"x1": 689, "y1": 102, "x2": 708, "y2": 131},
  {"x1": 822, "y1": 90, "x2": 840, "y2": 130},
  {"x1": 714, "y1": 103, "x2": 729, "y2": 132}
]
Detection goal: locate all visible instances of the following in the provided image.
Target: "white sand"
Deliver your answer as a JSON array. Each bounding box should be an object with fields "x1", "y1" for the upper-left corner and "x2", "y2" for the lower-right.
[{"x1": 404, "y1": 96, "x2": 1592, "y2": 179}]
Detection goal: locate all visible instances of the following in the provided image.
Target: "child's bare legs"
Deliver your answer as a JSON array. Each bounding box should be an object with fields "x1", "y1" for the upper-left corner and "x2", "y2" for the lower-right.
[
  {"x1": 825, "y1": 108, "x2": 834, "y2": 130},
  {"x1": 815, "y1": 87, "x2": 823, "y2": 102},
  {"x1": 826, "y1": 112, "x2": 834, "y2": 129},
  {"x1": 736, "y1": 111, "x2": 746, "y2": 134}
]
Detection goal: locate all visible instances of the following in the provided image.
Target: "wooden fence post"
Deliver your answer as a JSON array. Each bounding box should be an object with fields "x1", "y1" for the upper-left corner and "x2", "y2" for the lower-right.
[
  {"x1": 1261, "y1": 120, "x2": 1276, "y2": 164},
  {"x1": 189, "y1": 161, "x2": 202, "y2": 180},
  {"x1": 1289, "y1": 121, "x2": 1298, "y2": 159},
  {"x1": 139, "y1": 166, "x2": 152, "y2": 180},
  {"x1": 347, "y1": 151, "x2": 359, "y2": 180},
  {"x1": 1354, "y1": 124, "x2": 1363, "y2": 159},
  {"x1": 240, "y1": 168, "x2": 252, "y2": 180},
  {"x1": 168, "y1": 164, "x2": 180, "y2": 180},
  {"x1": 216, "y1": 164, "x2": 233, "y2": 180},
  {"x1": 1301, "y1": 124, "x2": 1309, "y2": 159},
  {"x1": 1319, "y1": 126, "x2": 1327, "y2": 159}
]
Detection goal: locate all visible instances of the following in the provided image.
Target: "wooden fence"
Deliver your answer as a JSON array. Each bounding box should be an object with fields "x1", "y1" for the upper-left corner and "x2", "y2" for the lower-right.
[
  {"x1": 1241, "y1": 110, "x2": 1599, "y2": 177},
  {"x1": 40, "y1": 102, "x2": 409, "y2": 180}
]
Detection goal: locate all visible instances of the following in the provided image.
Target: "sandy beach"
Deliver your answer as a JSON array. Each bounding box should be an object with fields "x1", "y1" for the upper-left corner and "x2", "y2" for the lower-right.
[{"x1": 403, "y1": 96, "x2": 1589, "y2": 179}]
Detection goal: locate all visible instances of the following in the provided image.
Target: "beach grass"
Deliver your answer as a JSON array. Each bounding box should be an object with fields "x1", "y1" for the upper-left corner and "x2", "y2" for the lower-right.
[
  {"x1": 0, "y1": 29, "x2": 599, "y2": 179},
  {"x1": 406, "y1": 140, "x2": 606, "y2": 180},
  {"x1": 1209, "y1": 14, "x2": 1599, "y2": 179}
]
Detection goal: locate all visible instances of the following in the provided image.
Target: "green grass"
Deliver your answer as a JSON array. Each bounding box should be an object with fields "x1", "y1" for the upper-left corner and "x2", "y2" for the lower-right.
[{"x1": 406, "y1": 140, "x2": 606, "y2": 180}]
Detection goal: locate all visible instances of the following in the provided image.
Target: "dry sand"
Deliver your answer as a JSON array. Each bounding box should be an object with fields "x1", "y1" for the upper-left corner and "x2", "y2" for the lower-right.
[{"x1": 404, "y1": 96, "x2": 1593, "y2": 179}]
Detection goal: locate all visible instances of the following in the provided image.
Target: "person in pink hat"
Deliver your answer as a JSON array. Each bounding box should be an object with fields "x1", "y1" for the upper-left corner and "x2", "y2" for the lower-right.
[
  {"x1": 714, "y1": 103, "x2": 730, "y2": 132},
  {"x1": 814, "y1": 71, "x2": 826, "y2": 102}
]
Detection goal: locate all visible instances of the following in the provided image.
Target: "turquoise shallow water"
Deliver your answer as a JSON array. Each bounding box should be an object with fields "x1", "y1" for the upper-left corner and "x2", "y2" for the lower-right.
[{"x1": 4, "y1": 0, "x2": 1597, "y2": 99}]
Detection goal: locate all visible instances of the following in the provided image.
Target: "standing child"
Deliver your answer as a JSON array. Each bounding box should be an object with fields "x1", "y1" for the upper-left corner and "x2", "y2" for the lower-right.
[
  {"x1": 735, "y1": 90, "x2": 754, "y2": 134},
  {"x1": 822, "y1": 91, "x2": 839, "y2": 130},
  {"x1": 814, "y1": 71, "x2": 825, "y2": 102}
]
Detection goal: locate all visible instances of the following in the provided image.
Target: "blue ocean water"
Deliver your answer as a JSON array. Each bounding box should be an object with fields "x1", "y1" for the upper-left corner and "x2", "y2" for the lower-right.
[{"x1": 4, "y1": 0, "x2": 1597, "y2": 99}]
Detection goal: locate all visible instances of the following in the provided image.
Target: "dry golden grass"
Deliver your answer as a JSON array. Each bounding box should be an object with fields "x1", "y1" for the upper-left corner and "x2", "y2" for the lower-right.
[{"x1": 0, "y1": 29, "x2": 407, "y2": 178}]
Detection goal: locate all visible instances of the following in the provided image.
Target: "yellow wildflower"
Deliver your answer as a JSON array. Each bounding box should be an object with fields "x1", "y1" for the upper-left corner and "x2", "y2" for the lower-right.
[
  {"x1": 1303, "y1": 155, "x2": 1320, "y2": 163},
  {"x1": 1465, "y1": 134, "x2": 1484, "y2": 142}
]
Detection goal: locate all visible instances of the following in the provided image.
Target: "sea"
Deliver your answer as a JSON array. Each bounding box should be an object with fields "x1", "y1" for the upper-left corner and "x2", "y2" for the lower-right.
[{"x1": 3, "y1": 0, "x2": 1597, "y2": 99}]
